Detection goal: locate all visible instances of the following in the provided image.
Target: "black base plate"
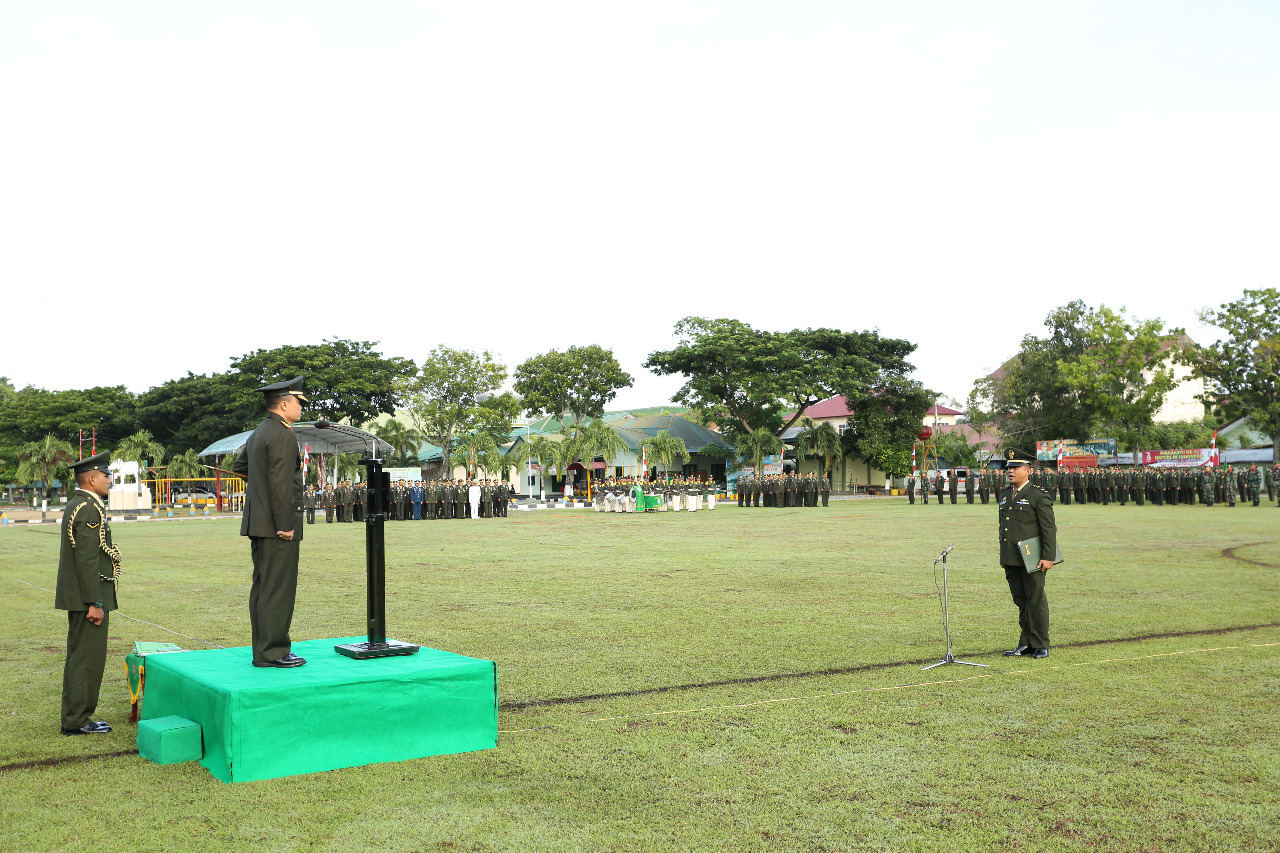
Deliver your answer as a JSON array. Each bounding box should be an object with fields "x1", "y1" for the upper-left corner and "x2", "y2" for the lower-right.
[{"x1": 334, "y1": 639, "x2": 420, "y2": 659}]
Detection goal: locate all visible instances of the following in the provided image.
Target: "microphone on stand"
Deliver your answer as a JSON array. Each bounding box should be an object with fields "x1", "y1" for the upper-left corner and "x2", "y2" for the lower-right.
[{"x1": 934, "y1": 543, "x2": 956, "y2": 565}]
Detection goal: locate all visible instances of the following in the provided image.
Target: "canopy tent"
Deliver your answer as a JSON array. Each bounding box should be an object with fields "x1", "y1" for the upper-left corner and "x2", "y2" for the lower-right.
[{"x1": 198, "y1": 422, "x2": 394, "y2": 458}]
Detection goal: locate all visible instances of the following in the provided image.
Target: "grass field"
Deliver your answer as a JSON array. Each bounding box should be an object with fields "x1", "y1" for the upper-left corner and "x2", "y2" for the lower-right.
[{"x1": 2, "y1": 500, "x2": 1278, "y2": 852}]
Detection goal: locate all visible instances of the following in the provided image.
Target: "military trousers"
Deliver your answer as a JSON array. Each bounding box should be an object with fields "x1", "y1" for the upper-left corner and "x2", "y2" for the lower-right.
[
  {"x1": 1003, "y1": 564, "x2": 1049, "y2": 651},
  {"x1": 305, "y1": 507, "x2": 315, "y2": 524},
  {"x1": 62, "y1": 609, "x2": 110, "y2": 729},
  {"x1": 248, "y1": 536, "x2": 299, "y2": 664},
  {"x1": 325, "y1": 507, "x2": 334, "y2": 522}
]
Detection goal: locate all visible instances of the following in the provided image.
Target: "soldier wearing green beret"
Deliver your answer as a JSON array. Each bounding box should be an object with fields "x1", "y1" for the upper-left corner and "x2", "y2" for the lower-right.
[
  {"x1": 55, "y1": 451, "x2": 121, "y2": 735},
  {"x1": 998, "y1": 448, "x2": 1058, "y2": 660},
  {"x1": 233, "y1": 376, "x2": 308, "y2": 668}
]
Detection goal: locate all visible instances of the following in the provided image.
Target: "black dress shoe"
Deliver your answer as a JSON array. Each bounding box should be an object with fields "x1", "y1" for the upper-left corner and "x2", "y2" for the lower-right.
[
  {"x1": 252, "y1": 652, "x2": 307, "y2": 668},
  {"x1": 1003, "y1": 645, "x2": 1028, "y2": 657},
  {"x1": 61, "y1": 720, "x2": 112, "y2": 735},
  {"x1": 1030, "y1": 648, "x2": 1049, "y2": 659}
]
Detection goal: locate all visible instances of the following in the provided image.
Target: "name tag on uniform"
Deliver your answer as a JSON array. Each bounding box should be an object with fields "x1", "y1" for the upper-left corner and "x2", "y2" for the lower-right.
[{"x1": 1016, "y1": 499, "x2": 1030, "y2": 506}]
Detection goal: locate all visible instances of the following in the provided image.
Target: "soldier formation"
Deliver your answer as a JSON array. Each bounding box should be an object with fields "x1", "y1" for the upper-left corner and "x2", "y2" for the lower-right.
[
  {"x1": 734, "y1": 473, "x2": 831, "y2": 507},
  {"x1": 592, "y1": 476, "x2": 721, "y2": 512},
  {"x1": 304, "y1": 477, "x2": 516, "y2": 522},
  {"x1": 904, "y1": 463, "x2": 1276, "y2": 508}
]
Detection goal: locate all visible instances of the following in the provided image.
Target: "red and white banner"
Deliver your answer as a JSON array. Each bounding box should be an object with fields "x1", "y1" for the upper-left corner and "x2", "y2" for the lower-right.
[
  {"x1": 1140, "y1": 448, "x2": 1214, "y2": 467},
  {"x1": 1210, "y1": 431, "x2": 1219, "y2": 466}
]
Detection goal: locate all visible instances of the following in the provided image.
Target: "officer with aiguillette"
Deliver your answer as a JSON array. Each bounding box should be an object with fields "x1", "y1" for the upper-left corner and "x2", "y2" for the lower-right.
[{"x1": 55, "y1": 451, "x2": 121, "y2": 735}]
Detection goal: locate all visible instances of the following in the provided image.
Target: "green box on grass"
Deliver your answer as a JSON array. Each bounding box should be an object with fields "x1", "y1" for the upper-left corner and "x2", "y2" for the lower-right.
[{"x1": 138, "y1": 715, "x2": 202, "y2": 765}]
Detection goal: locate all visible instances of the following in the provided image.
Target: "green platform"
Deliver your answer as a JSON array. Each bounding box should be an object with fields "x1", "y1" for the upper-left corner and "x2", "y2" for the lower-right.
[{"x1": 139, "y1": 637, "x2": 497, "y2": 782}]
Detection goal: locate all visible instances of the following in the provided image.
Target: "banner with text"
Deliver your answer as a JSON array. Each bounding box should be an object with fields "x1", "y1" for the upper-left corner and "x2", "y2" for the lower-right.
[
  {"x1": 1139, "y1": 448, "x2": 1213, "y2": 467},
  {"x1": 1036, "y1": 439, "x2": 1118, "y2": 461}
]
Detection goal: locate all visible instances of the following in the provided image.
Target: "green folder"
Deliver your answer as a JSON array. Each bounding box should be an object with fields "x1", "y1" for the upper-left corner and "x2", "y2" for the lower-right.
[
  {"x1": 1018, "y1": 536, "x2": 1064, "y2": 573},
  {"x1": 132, "y1": 641, "x2": 184, "y2": 656}
]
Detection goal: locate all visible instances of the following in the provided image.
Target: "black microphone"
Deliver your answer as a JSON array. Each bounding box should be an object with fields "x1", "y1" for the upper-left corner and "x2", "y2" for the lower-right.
[{"x1": 315, "y1": 420, "x2": 331, "y2": 429}]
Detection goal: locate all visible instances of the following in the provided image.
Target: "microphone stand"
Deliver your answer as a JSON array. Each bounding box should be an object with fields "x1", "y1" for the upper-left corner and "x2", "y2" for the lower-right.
[
  {"x1": 922, "y1": 544, "x2": 987, "y2": 671},
  {"x1": 316, "y1": 422, "x2": 419, "y2": 660}
]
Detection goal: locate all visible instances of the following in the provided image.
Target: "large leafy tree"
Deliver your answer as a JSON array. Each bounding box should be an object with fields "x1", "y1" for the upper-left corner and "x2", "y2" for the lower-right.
[
  {"x1": 1057, "y1": 306, "x2": 1177, "y2": 458},
  {"x1": 513, "y1": 345, "x2": 633, "y2": 434},
  {"x1": 1180, "y1": 288, "x2": 1280, "y2": 449},
  {"x1": 644, "y1": 318, "x2": 918, "y2": 441},
  {"x1": 967, "y1": 300, "x2": 1102, "y2": 445},
  {"x1": 400, "y1": 347, "x2": 507, "y2": 481},
  {"x1": 843, "y1": 379, "x2": 933, "y2": 478},
  {"x1": 134, "y1": 372, "x2": 261, "y2": 457},
  {"x1": 0, "y1": 385, "x2": 139, "y2": 447},
  {"x1": 230, "y1": 339, "x2": 415, "y2": 426}
]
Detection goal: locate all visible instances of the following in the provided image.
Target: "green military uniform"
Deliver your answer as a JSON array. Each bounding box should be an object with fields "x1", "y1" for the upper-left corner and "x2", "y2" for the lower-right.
[
  {"x1": 233, "y1": 377, "x2": 307, "y2": 668},
  {"x1": 304, "y1": 486, "x2": 317, "y2": 524},
  {"x1": 1247, "y1": 466, "x2": 1261, "y2": 506},
  {"x1": 55, "y1": 452, "x2": 121, "y2": 735},
  {"x1": 322, "y1": 484, "x2": 336, "y2": 522},
  {"x1": 998, "y1": 448, "x2": 1057, "y2": 657}
]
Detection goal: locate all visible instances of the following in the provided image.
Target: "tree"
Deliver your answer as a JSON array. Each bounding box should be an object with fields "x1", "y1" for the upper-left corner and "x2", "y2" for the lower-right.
[
  {"x1": 513, "y1": 345, "x2": 634, "y2": 434},
  {"x1": 528, "y1": 433, "x2": 577, "y2": 496},
  {"x1": 0, "y1": 385, "x2": 139, "y2": 447},
  {"x1": 527, "y1": 434, "x2": 560, "y2": 499},
  {"x1": 373, "y1": 420, "x2": 423, "y2": 467},
  {"x1": 843, "y1": 379, "x2": 933, "y2": 479},
  {"x1": 644, "y1": 318, "x2": 919, "y2": 441},
  {"x1": 735, "y1": 430, "x2": 783, "y2": 479},
  {"x1": 16, "y1": 434, "x2": 77, "y2": 499},
  {"x1": 230, "y1": 339, "x2": 416, "y2": 427},
  {"x1": 638, "y1": 429, "x2": 690, "y2": 478},
  {"x1": 503, "y1": 440, "x2": 533, "y2": 492},
  {"x1": 400, "y1": 347, "x2": 507, "y2": 482},
  {"x1": 967, "y1": 301, "x2": 1100, "y2": 445},
  {"x1": 576, "y1": 418, "x2": 630, "y2": 491},
  {"x1": 113, "y1": 430, "x2": 167, "y2": 471},
  {"x1": 1057, "y1": 306, "x2": 1177, "y2": 459},
  {"x1": 134, "y1": 372, "x2": 261, "y2": 457},
  {"x1": 1180, "y1": 288, "x2": 1280, "y2": 450},
  {"x1": 794, "y1": 418, "x2": 843, "y2": 480},
  {"x1": 165, "y1": 448, "x2": 207, "y2": 480}
]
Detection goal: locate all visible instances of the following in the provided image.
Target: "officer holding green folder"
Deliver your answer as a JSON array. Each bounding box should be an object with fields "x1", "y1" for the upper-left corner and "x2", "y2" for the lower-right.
[{"x1": 997, "y1": 447, "x2": 1058, "y2": 659}]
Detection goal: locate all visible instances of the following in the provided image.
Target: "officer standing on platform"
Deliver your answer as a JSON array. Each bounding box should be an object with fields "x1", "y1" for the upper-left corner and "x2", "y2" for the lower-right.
[
  {"x1": 55, "y1": 451, "x2": 121, "y2": 735},
  {"x1": 998, "y1": 448, "x2": 1058, "y2": 660},
  {"x1": 233, "y1": 377, "x2": 308, "y2": 669}
]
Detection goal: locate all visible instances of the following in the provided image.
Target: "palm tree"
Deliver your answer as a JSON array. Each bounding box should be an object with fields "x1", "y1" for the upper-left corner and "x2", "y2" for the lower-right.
[
  {"x1": 373, "y1": 420, "x2": 424, "y2": 467},
  {"x1": 795, "y1": 418, "x2": 843, "y2": 481},
  {"x1": 528, "y1": 434, "x2": 560, "y2": 499},
  {"x1": 165, "y1": 448, "x2": 207, "y2": 503},
  {"x1": 503, "y1": 439, "x2": 533, "y2": 495},
  {"x1": 735, "y1": 430, "x2": 783, "y2": 479},
  {"x1": 638, "y1": 429, "x2": 690, "y2": 478},
  {"x1": 16, "y1": 434, "x2": 77, "y2": 500},
  {"x1": 114, "y1": 430, "x2": 166, "y2": 472},
  {"x1": 575, "y1": 419, "x2": 629, "y2": 493},
  {"x1": 530, "y1": 433, "x2": 578, "y2": 498}
]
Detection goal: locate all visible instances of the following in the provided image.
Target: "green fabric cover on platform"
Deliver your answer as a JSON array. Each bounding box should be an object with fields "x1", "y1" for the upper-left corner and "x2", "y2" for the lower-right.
[
  {"x1": 138, "y1": 715, "x2": 202, "y2": 765},
  {"x1": 139, "y1": 637, "x2": 498, "y2": 782}
]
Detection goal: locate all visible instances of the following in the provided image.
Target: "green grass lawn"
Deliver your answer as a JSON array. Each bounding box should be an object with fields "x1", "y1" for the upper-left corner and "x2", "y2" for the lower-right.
[{"x1": 2, "y1": 500, "x2": 1278, "y2": 852}]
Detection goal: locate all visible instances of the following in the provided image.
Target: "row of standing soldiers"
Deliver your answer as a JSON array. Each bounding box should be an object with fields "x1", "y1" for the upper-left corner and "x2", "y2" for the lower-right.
[
  {"x1": 1038, "y1": 464, "x2": 1274, "y2": 507},
  {"x1": 905, "y1": 464, "x2": 1277, "y2": 507},
  {"x1": 303, "y1": 480, "x2": 365, "y2": 522},
  {"x1": 905, "y1": 470, "x2": 982, "y2": 504},
  {"x1": 592, "y1": 477, "x2": 717, "y2": 512},
  {"x1": 736, "y1": 473, "x2": 831, "y2": 507},
  {"x1": 303, "y1": 478, "x2": 515, "y2": 522}
]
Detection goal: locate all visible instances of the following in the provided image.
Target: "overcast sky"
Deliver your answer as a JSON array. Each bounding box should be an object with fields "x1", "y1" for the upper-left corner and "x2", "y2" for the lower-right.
[{"x1": 3, "y1": 1, "x2": 1276, "y2": 412}]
